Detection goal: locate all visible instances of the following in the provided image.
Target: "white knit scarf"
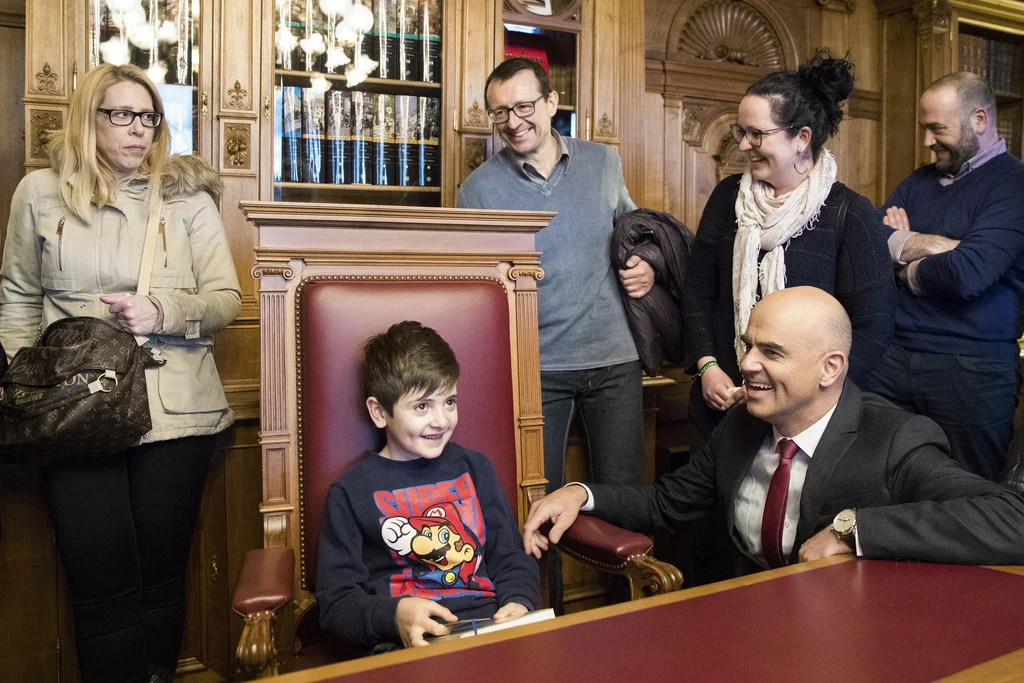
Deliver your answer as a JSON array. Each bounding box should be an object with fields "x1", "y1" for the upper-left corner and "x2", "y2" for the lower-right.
[{"x1": 731, "y1": 148, "x2": 838, "y2": 366}]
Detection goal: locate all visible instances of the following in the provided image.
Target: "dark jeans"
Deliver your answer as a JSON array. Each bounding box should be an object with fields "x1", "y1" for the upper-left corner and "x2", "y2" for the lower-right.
[
  {"x1": 861, "y1": 345, "x2": 1021, "y2": 482},
  {"x1": 45, "y1": 435, "x2": 216, "y2": 683},
  {"x1": 540, "y1": 359, "x2": 645, "y2": 493},
  {"x1": 541, "y1": 360, "x2": 644, "y2": 613}
]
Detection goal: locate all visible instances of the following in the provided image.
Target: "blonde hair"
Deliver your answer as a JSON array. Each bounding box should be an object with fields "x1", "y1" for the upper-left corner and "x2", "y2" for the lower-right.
[{"x1": 48, "y1": 63, "x2": 170, "y2": 222}]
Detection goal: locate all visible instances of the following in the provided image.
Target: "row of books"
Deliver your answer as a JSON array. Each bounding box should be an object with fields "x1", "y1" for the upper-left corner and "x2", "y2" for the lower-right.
[
  {"x1": 959, "y1": 34, "x2": 1019, "y2": 94},
  {"x1": 274, "y1": 86, "x2": 441, "y2": 187},
  {"x1": 277, "y1": 0, "x2": 442, "y2": 83},
  {"x1": 504, "y1": 36, "x2": 575, "y2": 106}
]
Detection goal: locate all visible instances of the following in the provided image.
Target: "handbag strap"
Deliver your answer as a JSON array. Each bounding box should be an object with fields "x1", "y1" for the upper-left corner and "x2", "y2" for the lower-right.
[
  {"x1": 133, "y1": 194, "x2": 163, "y2": 345},
  {"x1": 136, "y1": 203, "x2": 162, "y2": 297}
]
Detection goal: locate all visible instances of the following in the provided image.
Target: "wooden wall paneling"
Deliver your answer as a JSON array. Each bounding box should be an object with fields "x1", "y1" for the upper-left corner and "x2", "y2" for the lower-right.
[
  {"x1": 0, "y1": 467, "x2": 62, "y2": 683},
  {"x1": 214, "y1": 0, "x2": 261, "y2": 325},
  {"x1": 913, "y1": 0, "x2": 954, "y2": 166},
  {"x1": 642, "y1": 90, "x2": 666, "y2": 211},
  {"x1": 849, "y1": 0, "x2": 880, "y2": 91},
  {"x1": 589, "y1": 0, "x2": 620, "y2": 145},
  {"x1": 879, "y1": 6, "x2": 919, "y2": 199},
  {"x1": 812, "y1": 1, "x2": 854, "y2": 188},
  {"x1": 22, "y1": 0, "x2": 76, "y2": 174},
  {"x1": 618, "y1": 0, "x2": 645, "y2": 196},
  {"x1": 452, "y1": 0, "x2": 496, "y2": 200},
  {"x1": 0, "y1": 15, "x2": 26, "y2": 251},
  {"x1": 663, "y1": 97, "x2": 683, "y2": 221}
]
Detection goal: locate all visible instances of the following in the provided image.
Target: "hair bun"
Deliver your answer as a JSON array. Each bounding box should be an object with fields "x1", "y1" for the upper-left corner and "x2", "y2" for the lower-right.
[{"x1": 799, "y1": 49, "x2": 855, "y2": 139}]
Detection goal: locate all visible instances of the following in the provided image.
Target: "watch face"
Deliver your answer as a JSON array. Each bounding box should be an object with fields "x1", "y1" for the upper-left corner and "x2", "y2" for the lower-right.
[{"x1": 833, "y1": 509, "x2": 856, "y2": 535}]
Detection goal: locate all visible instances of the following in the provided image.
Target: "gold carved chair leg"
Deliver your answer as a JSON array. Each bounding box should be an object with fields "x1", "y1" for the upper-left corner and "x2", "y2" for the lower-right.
[
  {"x1": 236, "y1": 610, "x2": 280, "y2": 678},
  {"x1": 625, "y1": 554, "x2": 685, "y2": 600}
]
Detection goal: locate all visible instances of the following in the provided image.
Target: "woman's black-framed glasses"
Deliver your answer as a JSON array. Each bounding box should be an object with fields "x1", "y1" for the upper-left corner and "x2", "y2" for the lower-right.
[
  {"x1": 97, "y1": 108, "x2": 163, "y2": 128},
  {"x1": 487, "y1": 95, "x2": 545, "y2": 124},
  {"x1": 729, "y1": 123, "x2": 793, "y2": 148}
]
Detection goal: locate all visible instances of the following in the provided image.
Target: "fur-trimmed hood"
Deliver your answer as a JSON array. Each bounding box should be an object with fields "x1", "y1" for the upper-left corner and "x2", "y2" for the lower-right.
[
  {"x1": 47, "y1": 132, "x2": 222, "y2": 203},
  {"x1": 160, "y1": 154, "x2": 223, "y2": 203}
]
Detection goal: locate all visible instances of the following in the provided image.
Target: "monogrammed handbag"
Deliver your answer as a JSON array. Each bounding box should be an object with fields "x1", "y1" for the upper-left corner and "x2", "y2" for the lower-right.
[
  {"x1": 0, "y1": 317, "x2": 159, "y2": 465},
  {"x1": 0, "y1": 201, "x2": 164, "y2": 466}
]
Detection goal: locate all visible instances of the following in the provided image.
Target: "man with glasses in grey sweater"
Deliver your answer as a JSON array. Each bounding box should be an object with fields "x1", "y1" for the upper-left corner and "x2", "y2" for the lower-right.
[{"x1": 458, "y1": 59, "x2": 649, "y2": 609}]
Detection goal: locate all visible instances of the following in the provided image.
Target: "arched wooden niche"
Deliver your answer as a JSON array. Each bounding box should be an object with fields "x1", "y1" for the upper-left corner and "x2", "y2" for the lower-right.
[{"x1": 660, "y1": 0, "x2": 799, "y2": 70}]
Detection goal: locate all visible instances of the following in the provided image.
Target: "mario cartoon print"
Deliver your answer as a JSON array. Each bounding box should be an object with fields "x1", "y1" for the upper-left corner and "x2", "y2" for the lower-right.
[{"x1": 381, "y1": 502, "x2": 484, "y2": 589}]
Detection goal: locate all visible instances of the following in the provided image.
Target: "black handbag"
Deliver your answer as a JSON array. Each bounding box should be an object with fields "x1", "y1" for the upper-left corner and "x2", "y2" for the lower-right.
[
  {"x1": 0, "y1": 317, "x2": 158, "y2": 465},
  {"x1": 0, "y1": 205, "x2": 164, "y2": 466}
]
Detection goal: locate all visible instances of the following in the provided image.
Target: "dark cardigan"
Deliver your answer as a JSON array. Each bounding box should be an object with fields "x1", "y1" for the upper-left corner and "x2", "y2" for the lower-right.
[{"x1": 682, "y1": 173, "x2": 897, "y2": 396}]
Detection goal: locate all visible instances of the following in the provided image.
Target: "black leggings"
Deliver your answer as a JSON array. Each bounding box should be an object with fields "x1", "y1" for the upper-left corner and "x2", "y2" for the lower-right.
[{"x1": 45, "y1": 435, "x2": 216, "y2": 683}]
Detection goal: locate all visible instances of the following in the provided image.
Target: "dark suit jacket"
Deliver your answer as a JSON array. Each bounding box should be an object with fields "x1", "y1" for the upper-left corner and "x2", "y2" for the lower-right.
[{"x1": 587, "y1": 382, "x2": 1024, "y2": 571}]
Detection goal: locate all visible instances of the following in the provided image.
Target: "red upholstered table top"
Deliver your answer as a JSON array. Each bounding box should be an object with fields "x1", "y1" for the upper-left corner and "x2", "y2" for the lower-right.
[{"x1": 273, "y1": 558, "x2": 1024, "y2": 683}]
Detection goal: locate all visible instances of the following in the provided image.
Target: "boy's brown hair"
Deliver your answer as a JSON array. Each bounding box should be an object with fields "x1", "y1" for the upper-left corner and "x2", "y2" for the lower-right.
[{"x1": 363, "y1": 321, "x2": 460, "y2": 414}]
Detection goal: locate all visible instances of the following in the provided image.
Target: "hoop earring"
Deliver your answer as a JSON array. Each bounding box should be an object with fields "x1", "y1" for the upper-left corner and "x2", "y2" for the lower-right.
[{"x1": 793, "y1": 154, "x2": 811, "y2": 175}]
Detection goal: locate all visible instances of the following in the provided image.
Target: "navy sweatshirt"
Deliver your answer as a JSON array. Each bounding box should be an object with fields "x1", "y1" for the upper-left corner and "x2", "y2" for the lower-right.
[
  {"x1": 315, "y1": 442, "x2": 540, "y2": 646},
  {"x1": 881, "y1": 152, "x2": 1024, "y2": 356}
]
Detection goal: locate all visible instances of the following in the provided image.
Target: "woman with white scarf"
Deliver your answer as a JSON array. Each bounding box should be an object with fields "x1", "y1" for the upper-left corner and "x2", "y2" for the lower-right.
[{"x1": 682, "y1": 51, "x2": 896, "y2": 441}]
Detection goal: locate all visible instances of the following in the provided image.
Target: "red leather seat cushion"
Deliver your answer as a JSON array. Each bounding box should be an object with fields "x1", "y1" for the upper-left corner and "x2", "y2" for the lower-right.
[{"x1": 300, "y1": 280, "x2": 516, "y2": 590}]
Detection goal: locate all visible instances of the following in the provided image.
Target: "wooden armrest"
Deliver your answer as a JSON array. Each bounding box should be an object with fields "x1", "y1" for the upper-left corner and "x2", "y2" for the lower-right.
[
  {"x1": 232, "y1": 548, "x2": 294, "y2": 616},
  {"x1": 553, "y1": 515, "x2": 653, "y2": 570}
]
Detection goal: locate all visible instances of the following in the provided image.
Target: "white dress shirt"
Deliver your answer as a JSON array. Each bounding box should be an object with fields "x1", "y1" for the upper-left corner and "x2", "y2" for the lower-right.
[{"x1": 733, "y1": 403, "x2": 836, "y2": 564}]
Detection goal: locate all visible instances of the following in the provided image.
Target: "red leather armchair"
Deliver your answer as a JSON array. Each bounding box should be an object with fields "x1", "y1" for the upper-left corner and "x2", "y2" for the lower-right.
[{"x1": 233, "y1": 204, "x2": 682, "y2": 677}]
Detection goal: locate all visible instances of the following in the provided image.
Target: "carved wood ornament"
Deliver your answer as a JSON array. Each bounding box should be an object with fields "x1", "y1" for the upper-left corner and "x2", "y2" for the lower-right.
[
  {"x1": 678, "y1": 0, "x2": 784, "y2": 69},
  {"x1": 466, "y1": 99, "x2": 487, "y2": 128},
  {"x1": 225, "y1": 123, "x2": 251, "y2": 169},
  {"x1": 30, "y1": 110, "x2": 63, "y2": 159},
  {"x1": 597, "y1": 113, "x2": 614, "y2": 138},
  {"x1": 227, "y1": 80, "x2": 249, "y2": 109},
  {"x1": 463, "y1": 137, "x2": 488, "y2": 181},
  {"x1": 714, "y1": 132, "x2": 748, "y2": 182},
  {"x1": 34, "y1": 62, "x2": 60, "y2": 94}
]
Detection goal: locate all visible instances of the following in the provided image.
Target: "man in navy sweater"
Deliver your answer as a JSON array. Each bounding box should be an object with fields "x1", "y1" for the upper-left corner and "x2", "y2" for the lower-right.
[{"x1": 862, "y1": 72, "x2": 1024, "y2": 481}]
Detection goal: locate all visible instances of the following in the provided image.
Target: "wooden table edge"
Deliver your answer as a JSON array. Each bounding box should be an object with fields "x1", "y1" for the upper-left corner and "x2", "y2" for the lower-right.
[{"x1": 269, "y1": 556, "x2": 855, "y2": 682}]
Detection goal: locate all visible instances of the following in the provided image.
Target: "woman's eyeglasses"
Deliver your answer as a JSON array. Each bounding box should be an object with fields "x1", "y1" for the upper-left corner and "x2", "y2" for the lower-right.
[
  {"x1": 729, "y1": 123, "x2": 794, "y2": 148},
  {"x1": 96, "y1": 108, "x2": 163, "y2": 128}
]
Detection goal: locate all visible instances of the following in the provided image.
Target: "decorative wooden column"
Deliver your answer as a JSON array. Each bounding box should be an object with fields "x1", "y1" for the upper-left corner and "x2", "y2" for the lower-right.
[{"x1": 812, "y1": 0, "x2": 856, "y2": 186}]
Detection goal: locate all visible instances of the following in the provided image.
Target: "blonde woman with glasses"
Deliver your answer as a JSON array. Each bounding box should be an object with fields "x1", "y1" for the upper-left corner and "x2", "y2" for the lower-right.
[
  {"x1": 682, "y1": 51, "x2": 896, "y2": 443},
  {"x1": 0, "y1": 63, "x2": 240, "y2": 683}
]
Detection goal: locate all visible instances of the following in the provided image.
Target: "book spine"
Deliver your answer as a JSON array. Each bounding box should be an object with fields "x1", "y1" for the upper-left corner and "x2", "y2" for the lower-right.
[
  {"x1": 419, "y1": 96, "x2": 440, "y2": 187},
  {"x1": 399, "y1": 0, "x2": 420, "y2": 81},
  {"x1": 325, "y1": 91, "x2": 353, "y2": 185},
  {"x1": 396, "y1": 95, "x2": 420, "y2": 186},
  {"x1": 281, "y1": 86, "x2": 303, "y2": 183},
  {"x1": 374, "y1": 0, "x2": 399, "y2": 79},
  {"x1": 372, "y1": 94, "x2": 397, "y2": 186},
  {"x1": 300, "y1": 88, "x2": 324, "y2": 183},
  {"x1": 420, "y1": 0, "x2": 441, "y2": 83},
  {"x1": 351, "y1": 91, "x2": 374, "y2": 185}
]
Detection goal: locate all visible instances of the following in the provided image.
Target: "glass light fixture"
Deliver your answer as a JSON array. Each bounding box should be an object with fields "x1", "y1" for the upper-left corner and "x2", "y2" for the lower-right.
[
  {"x1": 310, "y1": 73, "x2": 331, "y2": 94},
  {"x1": 146, "y1": 61, "x2": 168, "y2": 84},
  {"x1": 99, "y1": 36, "x2": 131, "y2": 65}
]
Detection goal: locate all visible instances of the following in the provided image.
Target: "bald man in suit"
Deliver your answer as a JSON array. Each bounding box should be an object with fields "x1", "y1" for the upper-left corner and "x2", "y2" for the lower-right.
[{"x1": 524, "y1": 287, "x2": 1024, "y2": 572}]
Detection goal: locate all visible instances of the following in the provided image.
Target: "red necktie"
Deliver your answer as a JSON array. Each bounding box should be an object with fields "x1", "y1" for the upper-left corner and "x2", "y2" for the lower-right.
[{"x1": 761, "y1": 438, "x2": 800, "y2": 569}]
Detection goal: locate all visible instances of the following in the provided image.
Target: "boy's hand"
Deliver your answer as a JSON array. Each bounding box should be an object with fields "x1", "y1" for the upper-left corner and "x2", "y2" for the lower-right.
[
  {"x1": 396, "y1": 597, "x2": 457, "y2": 647},
  {"x1": 492, "y1": 601, "x2": 529, "y2": 623}
]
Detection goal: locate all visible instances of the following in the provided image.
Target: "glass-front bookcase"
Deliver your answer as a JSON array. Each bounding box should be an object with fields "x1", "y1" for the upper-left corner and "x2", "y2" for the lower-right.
[
  {"x1": 271, "y1": 0, "x2": 443, "y2": 206},
  {"x1": 503, "y1": 0, "x2": 582, "y2": 140},
  {"x1": 88, "y1": 0, "x2": 202, "y2": 155}
]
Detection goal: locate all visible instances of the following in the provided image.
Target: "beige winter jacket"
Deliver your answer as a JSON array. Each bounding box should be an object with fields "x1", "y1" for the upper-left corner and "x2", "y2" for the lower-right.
[{"x1": 0, "y1": 153, "x2": 241, "y2": 443}]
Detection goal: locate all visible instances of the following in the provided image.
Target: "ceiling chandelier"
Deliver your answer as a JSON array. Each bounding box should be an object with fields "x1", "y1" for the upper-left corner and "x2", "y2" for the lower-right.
[{"x1": 276, "y1": 0, "x2": 377, "y2": 91}]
